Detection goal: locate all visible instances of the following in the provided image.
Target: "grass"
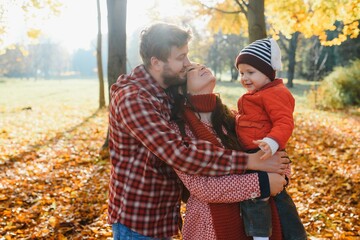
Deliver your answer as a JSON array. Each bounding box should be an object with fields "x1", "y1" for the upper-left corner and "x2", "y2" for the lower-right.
[
  {"x1": 0, "y1": 78, "x2": 109, "y2": 112},
  {"x1": 0, "y1": 77, "x2": 315, "y2": 114},
  {"x1": 0, "y1": 78, "x2": 109, "y2": 164}
]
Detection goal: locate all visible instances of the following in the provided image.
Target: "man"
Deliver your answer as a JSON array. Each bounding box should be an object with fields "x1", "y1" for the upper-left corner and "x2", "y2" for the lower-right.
[{"x1": 108, "y1": 22, "x2": 289, "y2": 239}]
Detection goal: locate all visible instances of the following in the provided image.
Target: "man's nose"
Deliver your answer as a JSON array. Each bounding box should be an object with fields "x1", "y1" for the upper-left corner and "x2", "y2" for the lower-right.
[{"x1": 183, "y1": 56, "x2": 191, "y2": 67}]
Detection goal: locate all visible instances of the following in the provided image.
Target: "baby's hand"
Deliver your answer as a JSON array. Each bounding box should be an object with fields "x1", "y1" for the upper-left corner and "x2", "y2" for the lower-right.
[{"x1": 253, "y1": 140, "x2": 271, "y2": 160}]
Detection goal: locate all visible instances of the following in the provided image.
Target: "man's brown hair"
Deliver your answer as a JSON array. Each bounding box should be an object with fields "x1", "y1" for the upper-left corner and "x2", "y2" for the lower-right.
[{"x1": 140, "y1": 22, "x2": 192, "y2": 68}]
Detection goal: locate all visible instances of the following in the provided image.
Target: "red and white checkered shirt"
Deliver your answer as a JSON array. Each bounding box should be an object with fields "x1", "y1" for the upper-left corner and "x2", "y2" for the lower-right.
[{"x1": 107, "y1": 65, "x2": 248, "y2": 238}]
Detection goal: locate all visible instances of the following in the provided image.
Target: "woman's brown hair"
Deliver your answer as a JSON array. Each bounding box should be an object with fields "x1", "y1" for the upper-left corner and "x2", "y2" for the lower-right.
[{"x1": 167, "y1": 84, "x2": 243, "y2": 151}]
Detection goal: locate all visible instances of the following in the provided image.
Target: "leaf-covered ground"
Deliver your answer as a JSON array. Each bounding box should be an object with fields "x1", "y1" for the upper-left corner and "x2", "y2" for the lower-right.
[
  {"x1": 0, "y1": 80, "x2": 359, "y2": 239},
  {"x1": 287, "y1": 111, "x2": 359, "y2": 239}
]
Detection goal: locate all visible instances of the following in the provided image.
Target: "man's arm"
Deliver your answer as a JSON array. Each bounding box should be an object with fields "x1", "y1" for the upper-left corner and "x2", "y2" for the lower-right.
[
  {"x1": 116, "y1": 90, "x2": 246, "y2": 176},
  {"x1": 116, "y1": 90, "x2": 288, "y2": 176}
]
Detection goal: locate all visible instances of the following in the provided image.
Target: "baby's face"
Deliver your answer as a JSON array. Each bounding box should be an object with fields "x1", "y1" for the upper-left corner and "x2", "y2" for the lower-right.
[
  {"x1": 185, "y1": 63, "x2": 216, "y2": 95},
  {"x1": 237, "y1": 63, "x2": 271, "y2": 92}
]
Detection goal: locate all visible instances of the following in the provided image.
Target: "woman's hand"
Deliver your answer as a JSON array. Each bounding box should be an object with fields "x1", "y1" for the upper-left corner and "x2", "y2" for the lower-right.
[
  {"x1": 268, "y1": 173, "x2": 287, "y2": 196},
  {"x1": 246, "y1": 150, "x2": 290, "y2": 174}
]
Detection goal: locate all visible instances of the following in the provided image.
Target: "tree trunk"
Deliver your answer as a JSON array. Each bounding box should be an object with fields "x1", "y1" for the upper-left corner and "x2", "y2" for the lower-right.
[
  {"x1": 97, "y1": 0, "x2": 106, "y2": 108},
  {"x1": 230, "y1": 65, "x2": 238, "y2": 82},
  {"x1": 247, "y1": 0, "x2": 267, "y2": 43},
  {"x1": 101, "y1": 0, "x2": 127, "y2": 155},
  {"x1": 107, "y1": 0, "x2": 127, "y2": 96},
  {"x1": 286, "y1": 32, "x2": 299, "y2": 88}
]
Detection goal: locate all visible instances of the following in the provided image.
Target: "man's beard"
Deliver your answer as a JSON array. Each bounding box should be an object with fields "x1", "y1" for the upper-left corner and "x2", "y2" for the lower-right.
[{"x1": 162, "y1": 64, "x2": 186, "y2": 87}]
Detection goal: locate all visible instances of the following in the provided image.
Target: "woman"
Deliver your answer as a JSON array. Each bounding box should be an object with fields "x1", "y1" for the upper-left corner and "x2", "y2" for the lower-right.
[{"x1": 167, "y1": 63, "x2": 288, "y2": 240}]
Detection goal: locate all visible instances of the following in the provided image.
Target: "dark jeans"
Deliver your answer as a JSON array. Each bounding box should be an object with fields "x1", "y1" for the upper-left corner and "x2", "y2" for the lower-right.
[
  {"x1": 274, "y1": 189, "x2": 307, "y2": 240},
  {"x1": 241, "y1": 197, "x2": 272, "y2": 237},
  {"x1": 112, "y1": 223, "x2": 173, "y2": 240},
  {"x1": 240, "y1": 190, "x2": 307, "y2": 240}
]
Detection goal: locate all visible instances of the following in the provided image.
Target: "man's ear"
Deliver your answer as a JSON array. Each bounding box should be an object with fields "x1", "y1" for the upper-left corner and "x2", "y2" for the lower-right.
[{"x1": 150, "y1": 57, "x2": 162, "y2": 71}]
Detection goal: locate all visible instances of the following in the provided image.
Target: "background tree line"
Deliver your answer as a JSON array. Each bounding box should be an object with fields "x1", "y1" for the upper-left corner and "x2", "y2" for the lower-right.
[
  {"x1": 1, "y1": 0, "x2": 358, "y2": 85},
  {"x1": 1, "y1": 26, "x2": 358, "y2": 82}
]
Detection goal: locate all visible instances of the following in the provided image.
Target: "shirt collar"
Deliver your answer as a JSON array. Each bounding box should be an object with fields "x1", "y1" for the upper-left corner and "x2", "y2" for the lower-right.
[{"x1": 130, "y1": 65, "x2": 170, "y2": 99}]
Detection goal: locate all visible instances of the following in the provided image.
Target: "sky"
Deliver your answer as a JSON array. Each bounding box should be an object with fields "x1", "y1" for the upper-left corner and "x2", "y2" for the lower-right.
[{"x1": 3, "y1": 0, "x2": 188, "y2": 52}]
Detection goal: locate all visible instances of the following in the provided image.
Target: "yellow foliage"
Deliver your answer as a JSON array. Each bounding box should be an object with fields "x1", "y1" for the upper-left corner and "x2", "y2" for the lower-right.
[
  {"x1": 189, "y1": 0, "x2": 360, "y2": 46},
  {"x1": 8, "y1": 44, "x2": 16, "y2": 50},
  {"x1": 208, "y1": 10, "x2": 247, "y2": 36},
  {"x1": 186, "y1": 0, "x2": 248, "y2": 36},
  {"x1": 0, "y1": 0, "x2": 63, "y2": 52},
  {"x1": 19, "y1": 46, "x2": 29, "y2": 56},
  {"x1": 27, "y1": 29, "x2": 42, "y2": 39},
  {"x1": 0, "y1": 26, "x2": 5, "y2": 35},
  {"x1": 30, "y1": 0, "x2": 42, "y2": 9}
]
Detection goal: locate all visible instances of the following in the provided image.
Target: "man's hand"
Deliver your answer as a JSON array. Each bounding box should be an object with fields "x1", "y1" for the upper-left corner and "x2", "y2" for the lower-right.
[
  {"x1": 246, "y1": 150, "x2": 290, "y2": 174},
  {"x1": 268, "y1": 173, "x2": 287, "y2": 196}
]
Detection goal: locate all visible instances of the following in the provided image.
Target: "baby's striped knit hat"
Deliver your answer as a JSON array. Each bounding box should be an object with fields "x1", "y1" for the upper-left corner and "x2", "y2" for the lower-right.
[{"x1": 235, "y1": 38, "x2": 282, "y2": 81}]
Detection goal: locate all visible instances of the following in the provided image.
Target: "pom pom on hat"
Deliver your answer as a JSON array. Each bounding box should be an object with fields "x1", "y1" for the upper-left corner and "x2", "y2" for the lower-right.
[
  {"x1": 270, "y1": 38, "x2": 282, "y2": 71},
  {"x1": 235, "y1": 38, "x2": 282, "y2": 81}
]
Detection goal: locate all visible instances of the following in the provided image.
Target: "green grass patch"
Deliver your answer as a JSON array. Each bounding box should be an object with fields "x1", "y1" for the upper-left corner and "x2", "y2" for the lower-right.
[
  {"x1": 0, "y1": 77, "x2": 322, "y2": 114},
  {"x1": 0, "y1": 78, "x2": 109, "y2": 113}
]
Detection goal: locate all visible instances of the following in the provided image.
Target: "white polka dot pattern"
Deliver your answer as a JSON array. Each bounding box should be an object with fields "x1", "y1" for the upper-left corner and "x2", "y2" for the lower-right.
[{"x1": 170, "y1": 121, "x2": 262, "y2": 239}]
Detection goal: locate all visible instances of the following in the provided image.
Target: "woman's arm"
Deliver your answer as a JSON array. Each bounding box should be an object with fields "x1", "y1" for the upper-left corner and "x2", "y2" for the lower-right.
[{"x1": 175, "y1": 170, "x2": 266, "y2": 203}]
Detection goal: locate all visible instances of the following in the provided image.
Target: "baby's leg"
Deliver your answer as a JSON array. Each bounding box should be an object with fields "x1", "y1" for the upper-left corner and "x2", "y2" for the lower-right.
[{"x1": 240, "y1": 198, "x2": 272, "y2": 238}]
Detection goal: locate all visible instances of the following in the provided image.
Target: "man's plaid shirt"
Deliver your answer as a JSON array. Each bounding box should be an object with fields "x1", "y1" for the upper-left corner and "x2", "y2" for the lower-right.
[{"x1": 108, "y1": 65, "x2": 248, "y2": 238}]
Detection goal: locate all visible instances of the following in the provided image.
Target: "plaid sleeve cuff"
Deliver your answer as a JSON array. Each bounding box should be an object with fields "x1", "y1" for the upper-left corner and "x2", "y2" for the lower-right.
[{"x1": 230, "y1": 151, "x2": 248, "y2": 174}]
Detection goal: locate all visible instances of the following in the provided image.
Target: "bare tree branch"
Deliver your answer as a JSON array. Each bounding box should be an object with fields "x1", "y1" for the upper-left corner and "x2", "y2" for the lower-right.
[{"x1": 236, "y1": 0, "x2": 248, "y2": 14}]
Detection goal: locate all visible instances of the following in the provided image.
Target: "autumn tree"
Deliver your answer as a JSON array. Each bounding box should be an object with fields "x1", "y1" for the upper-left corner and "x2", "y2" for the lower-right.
[
  {"x1": 106, "y1": 0, "x2": 127, "y2": 97},
  {"x1": 206, "y1": 32, "x2": 247, "y2": 81},
  {"x1": 266, "y1": 0, "x2": 360, "y2": 47},
  {"x1": 96, "y1": 0, "x2": 106, "y2": 109},
  {"x1": 277, "y1": 32, "x2": 300, "y2": 87},
  {"x1": 0, "y1": 0, "x2": 62, "y2": 50},
  {"x1": 186, "y1": 0, "x2": 360, "y2": 85},
  {"x1": 0, "y1": 1, "x2": 64, "y2": 79},
  {"x1": 0, "y1": 42, "x2": 69, "y2": 78},
  {"x1": 187, "y1": 0, "x2": 267, "y2": 43},
  {"x1": 101, "y1": 0, "x2": 127, "y2": 152},
  {"x1": 266, "y1": 0, "x2": 360, "y2": 86}
]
